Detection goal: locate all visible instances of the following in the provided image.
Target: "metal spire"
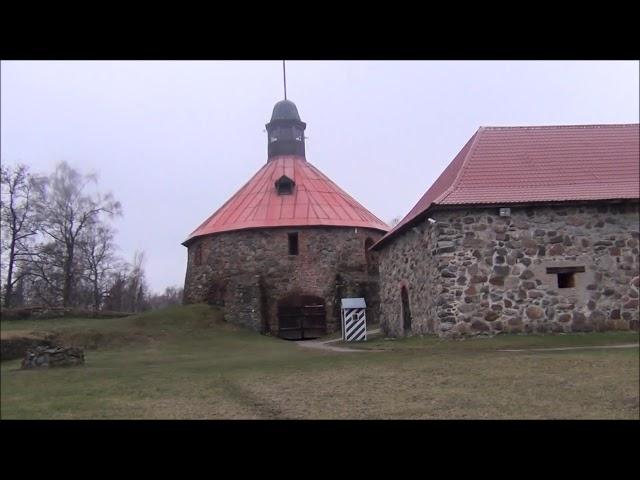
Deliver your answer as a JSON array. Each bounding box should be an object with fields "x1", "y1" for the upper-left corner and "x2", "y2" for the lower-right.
[{"x1": 283, "y1": 60, "x2": 287, "y2": 100}]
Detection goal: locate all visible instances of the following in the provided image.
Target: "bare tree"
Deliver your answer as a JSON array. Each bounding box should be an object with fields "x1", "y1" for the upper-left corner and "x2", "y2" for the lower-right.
[
  {"x1": 103, "y1": 251, "x2": 149, "y2": 313},
  {"x1": 126, "y1": 250, "x2": 148, "y2": 312},
  {"x1": 103, "y1": 268, "x2": 128, "y2": 312},
  {"x1": 36, "y1": 162, "x2": 122, "y2": 307},
  {"x1": 389, "y1": 216, "x2": 402, "y2": 227},
  {"x1": 148, "y1": 285, "x2": 184, "y2": 310},
  {"x1": 0, "y1": 164, "x2": 44, "y2": 307},
  {"x1": 79, "y1": 223, "x2": 118, "y2": 310},
  {"x1": 21, "y1": 240, "x2": 66, "y2": 306}
]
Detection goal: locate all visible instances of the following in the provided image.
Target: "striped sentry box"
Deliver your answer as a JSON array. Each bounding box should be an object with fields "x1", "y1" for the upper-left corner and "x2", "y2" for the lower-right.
[{"x1": 341, "y1": 298, "x2": 367, "y2": 342}]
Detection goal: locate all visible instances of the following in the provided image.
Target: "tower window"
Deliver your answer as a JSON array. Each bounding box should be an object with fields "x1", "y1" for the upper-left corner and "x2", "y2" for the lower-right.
[
  {"x1": 288, "y1": 232, "x2": 299, "y2": 255},
  {"x1": 276, "y1": 127, "x2": 294, "y2": 140},
  {"x1": 275, "y1": 175, "x2": 295, "y2": 195},
  {"x1": 546, "y1": 266, "x2": 584, "y2": 289}
]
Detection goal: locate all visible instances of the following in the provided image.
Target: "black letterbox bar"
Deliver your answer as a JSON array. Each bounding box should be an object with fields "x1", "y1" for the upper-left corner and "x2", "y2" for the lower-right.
[{"x1": 546, "y1": 266, "x2": 586, "y2": 274}]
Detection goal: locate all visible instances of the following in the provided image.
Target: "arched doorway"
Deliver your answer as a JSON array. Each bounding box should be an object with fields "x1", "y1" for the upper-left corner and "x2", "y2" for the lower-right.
[
  {"x1": 401, "y1": 286, "x2": 412, "y2": 335},
  {"x1": 277, "y1": 294, "x2": 326, "y2": 340}
]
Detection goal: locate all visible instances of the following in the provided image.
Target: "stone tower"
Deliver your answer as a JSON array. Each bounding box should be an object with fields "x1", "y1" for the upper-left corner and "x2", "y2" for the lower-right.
[{"x1": 183, "y1": 99, "x2": 388, "y2": 339}]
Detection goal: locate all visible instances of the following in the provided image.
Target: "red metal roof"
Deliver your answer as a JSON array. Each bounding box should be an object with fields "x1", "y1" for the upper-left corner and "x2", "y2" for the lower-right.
[
  {"x1": 185, "y1": 155, "x2": 388, "y2": 243},
  {"x1": 376, "y1": 123, "x2": 640, "y2": 248}
]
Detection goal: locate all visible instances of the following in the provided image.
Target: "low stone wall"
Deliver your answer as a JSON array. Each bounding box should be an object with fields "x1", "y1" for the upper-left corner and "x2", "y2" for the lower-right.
[
  {"x1": 378, "y1": 201, "x2": 640, "y2": 337},
  {"x1": 21, "y1": 346, "x2": 84, "y2": 369},
  {"x1": 0, "y1": 307, "x2": 133, "y2": 321},
  {"x1": 1, "y1": 336, "x2": 52, "y2": 361}
]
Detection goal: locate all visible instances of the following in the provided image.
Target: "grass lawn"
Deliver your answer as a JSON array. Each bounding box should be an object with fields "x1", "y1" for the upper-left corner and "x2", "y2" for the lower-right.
[{"x1": 1, "y1": 305, "x2": 638, "y2": 419}]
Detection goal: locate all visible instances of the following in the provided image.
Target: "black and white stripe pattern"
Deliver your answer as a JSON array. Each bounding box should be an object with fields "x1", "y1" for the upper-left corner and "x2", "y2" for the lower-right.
[{"x1": 342, "y1": 308, "x2": 366, "y2": 342}]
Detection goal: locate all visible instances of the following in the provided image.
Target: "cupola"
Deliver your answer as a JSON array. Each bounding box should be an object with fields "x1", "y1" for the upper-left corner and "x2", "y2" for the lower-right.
[{"x1": 266, "y1": 99, "x2": 306, "y2": 160}]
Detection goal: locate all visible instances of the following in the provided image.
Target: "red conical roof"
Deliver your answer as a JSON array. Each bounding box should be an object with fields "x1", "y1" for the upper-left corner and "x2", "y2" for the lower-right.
[{"x1": 184, "y1": 155, "x2": 388, "y2": 244}]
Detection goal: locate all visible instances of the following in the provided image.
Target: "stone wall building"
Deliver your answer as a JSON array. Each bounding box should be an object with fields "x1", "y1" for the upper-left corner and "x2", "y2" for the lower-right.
[
  {"x1": 183, "y1": 99, "x2": 388, "y2": 339},
  {"x1": 373, "y1": 124, "x2": 640, "y2": 337}
]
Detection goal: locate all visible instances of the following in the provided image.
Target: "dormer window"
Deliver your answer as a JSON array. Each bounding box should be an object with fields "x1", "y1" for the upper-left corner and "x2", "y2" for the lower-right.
[{"x1": 275, "y1": 175, "x2": 295, "y2": 195}]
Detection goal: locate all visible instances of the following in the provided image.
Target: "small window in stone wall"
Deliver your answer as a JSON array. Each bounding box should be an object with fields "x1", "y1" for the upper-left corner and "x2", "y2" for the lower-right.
[
  {"x1": 288, "y1": 232, "x2": 299, "y2": 255},
  {"x1": 546, "y1": 266, "x2": 585, "y2": 289},
  {"x1": 557, "y1": 272, "x2": 575, "y2": 288}
]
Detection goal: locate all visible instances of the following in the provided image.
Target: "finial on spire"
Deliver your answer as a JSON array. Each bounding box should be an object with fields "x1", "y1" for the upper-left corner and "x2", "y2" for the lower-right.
[{"x1": 283, "y1": 60, "x2": 287, "y2": 100}]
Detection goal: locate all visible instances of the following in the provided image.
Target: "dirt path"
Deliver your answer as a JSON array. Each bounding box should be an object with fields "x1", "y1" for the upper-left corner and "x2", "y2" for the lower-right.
[
  {"x1": 498, "y1": 343, "x2": 639, "y2": 352},
  {"x1": 297, "y1": 331, "x2": 639, "y2": 354},
  {"x1": 0, "y1": 330, "x2": 43, "y2": 340},
  {"x1": 295, "y1": 328, "x2": 382, "y2": 353}
]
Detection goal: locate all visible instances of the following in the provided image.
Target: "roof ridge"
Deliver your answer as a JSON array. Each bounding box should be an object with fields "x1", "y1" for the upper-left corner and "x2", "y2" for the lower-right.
[
  {"x1": 481, "y1": 123, "x2": 639, "y2": 130},
  {"x1": 455, "y1": 180, "x2": 640, "y2": 189}
]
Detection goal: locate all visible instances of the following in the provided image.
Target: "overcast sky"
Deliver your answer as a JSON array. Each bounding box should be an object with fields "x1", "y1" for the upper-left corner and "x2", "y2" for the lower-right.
[{"x1": 2, "y1": 61, "x2": 638, "y2": 293}]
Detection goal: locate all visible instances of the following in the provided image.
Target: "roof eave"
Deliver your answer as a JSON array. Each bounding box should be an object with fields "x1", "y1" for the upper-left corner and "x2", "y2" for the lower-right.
[
  {"x1": 184, "y1": 223, "x2": 389, "y2": 247},
  {"x1": 371, "y1": 197, "x2": 640, "y2": 251},
  {"x1": 371, "y1": 204, "x2": 435, "y2": 251}
]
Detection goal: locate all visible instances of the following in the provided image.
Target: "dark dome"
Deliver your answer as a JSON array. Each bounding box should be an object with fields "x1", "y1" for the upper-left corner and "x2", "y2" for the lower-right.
[{"x1": 271, "y1": 99, "x2": 301, "y2": 121}]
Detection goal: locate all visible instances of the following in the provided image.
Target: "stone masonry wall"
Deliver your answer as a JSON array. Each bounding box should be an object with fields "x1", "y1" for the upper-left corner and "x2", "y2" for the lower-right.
[
  {"x1": 378, "y1": 218, "x2": 441, "y2": 337},
  {"x1": 378, "y1": 201, "x2": 640, "y2": 337},
  {"x1": 183, "y1": 226, "x2": 384, "y2": 335}
]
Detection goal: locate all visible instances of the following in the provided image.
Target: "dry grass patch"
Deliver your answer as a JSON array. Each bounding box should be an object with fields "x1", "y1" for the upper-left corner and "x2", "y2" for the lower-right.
[
  {"x1": 234, "y1": 348, "x2": 639, "y2": 419},
  {"x1": 1, "y1": 307, "x2": 638, "y2": 419}
]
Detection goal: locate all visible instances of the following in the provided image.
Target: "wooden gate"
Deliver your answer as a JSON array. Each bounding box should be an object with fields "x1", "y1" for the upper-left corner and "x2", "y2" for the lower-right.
[{"x1": 277, "y1": 295, "x2": 326, "y2": 340}]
